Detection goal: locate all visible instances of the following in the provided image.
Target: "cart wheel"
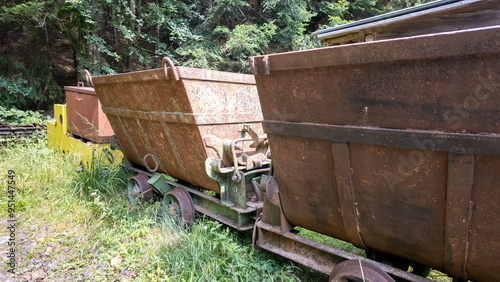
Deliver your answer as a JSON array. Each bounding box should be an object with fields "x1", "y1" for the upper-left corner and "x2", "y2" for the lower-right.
[
  {"x1": 163, "y1": 186, "x2": 195, "y2": 226},
  {"x1": 127, "y1": 173, "x2": 153, "y2": 203},
  {"x1": 330, "y1": 260, "x2": 395, "y2": 282}
]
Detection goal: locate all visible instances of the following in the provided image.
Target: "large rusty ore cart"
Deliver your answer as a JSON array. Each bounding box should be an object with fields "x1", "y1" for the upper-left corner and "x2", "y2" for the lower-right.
[
  {"x1": 91, "y1": 58, "x2": 270, "y2": 230},
  {"x1": 250, "y1": 26, "x2": 500, "y2": 281}
]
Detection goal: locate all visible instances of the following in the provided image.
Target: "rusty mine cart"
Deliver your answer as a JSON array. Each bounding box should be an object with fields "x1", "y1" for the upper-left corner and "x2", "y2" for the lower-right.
[{"x1": 90, "y1": 57, "x2": 270, "y2": 230}]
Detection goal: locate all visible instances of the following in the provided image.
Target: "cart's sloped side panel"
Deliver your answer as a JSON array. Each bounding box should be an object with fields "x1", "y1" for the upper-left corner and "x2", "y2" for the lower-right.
[
  {"x1": 93, "y1": 69, "x2": 220, "y2": 192},
  {"x1": 94, "y1": 67, "x2": 265, "y2": 194}
]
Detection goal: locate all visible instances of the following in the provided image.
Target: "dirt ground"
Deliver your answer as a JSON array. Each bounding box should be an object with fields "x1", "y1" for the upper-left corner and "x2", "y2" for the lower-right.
[{"x1": 0, "y1": 218, "x2": 136, "y2": 281}]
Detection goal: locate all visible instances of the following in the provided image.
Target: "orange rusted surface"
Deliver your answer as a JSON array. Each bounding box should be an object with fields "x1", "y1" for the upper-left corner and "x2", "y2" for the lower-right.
[
  {"x1": 65, "y1": 86, "x2": 114, "y2": 143},
  {"x1": 93, "y1": 66, "x2": 263, "y2": 194}
]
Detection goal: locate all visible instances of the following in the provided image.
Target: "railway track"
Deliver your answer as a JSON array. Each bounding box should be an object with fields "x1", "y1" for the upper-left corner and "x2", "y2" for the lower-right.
[{"x1": 0, "y1": 123, "x2": 46, "y2": 142}]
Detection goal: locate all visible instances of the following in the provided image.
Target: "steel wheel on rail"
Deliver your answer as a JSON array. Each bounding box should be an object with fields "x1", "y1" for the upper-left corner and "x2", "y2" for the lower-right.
[
  {"x1": 127, "y1": 173, "x2": 153, "y2": 203},
  {"x1": 330, "y1": 259, "x2": 395, "y2": 282},
  {"x1": 163, "y1": 186, "x2": 195, "y2": 226}
]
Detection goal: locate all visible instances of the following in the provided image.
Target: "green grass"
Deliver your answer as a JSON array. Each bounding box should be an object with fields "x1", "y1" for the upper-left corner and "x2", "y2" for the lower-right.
[
  {"x1": 296, "y1": 228, "x2": 366, "y2": 257},
  {"x1": 159, "y1": 217, "x2": 302, "y2": 281},
  {"x1": 0, "y1": 136, "x2": 325, "y2": 281}
]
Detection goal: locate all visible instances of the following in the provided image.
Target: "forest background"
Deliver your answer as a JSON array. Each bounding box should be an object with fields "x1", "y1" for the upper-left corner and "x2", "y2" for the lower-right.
[{"x1": 0, "y1": 0, "x2": 430, "y2": 111}]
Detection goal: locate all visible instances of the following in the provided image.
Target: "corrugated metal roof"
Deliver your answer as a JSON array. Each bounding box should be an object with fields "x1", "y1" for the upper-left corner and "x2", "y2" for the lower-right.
[{"x1": 313, "y1": 0, "x2": 482, "y2": 40}]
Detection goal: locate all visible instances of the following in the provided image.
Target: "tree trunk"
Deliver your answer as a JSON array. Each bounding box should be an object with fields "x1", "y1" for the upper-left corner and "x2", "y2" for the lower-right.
[
  {"x1": 112, "y1": 8, "x2": 119, "y2": 44},
  {"x1": 97, "y1": 11, "x2": 107, "y2": 42},
  {"x1": 137, "y1": 0, "x2": 142, "y2": 34},
  {"x1": 129, "y1": 0, "x2": 137, "y2": 70},
  {"x1": 130, "y1": 0, "x2": 136, "y2": 15}
]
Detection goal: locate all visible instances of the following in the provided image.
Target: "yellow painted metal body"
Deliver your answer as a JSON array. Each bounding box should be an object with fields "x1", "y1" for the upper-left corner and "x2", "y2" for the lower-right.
[{"x1": 47, "y1": 104, "x2": 123, "y2": 168}]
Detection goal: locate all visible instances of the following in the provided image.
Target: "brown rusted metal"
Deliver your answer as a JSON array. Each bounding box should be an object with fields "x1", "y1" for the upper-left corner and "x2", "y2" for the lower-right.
[
  {"x1": 329, "y1": 259, "x2": 395, "y2": 282},
  {"x1": 258, "y1": 179, "x2": 426, "y2": 281},
  {"x1": 84, "y1": 69, "x2": 94, "y2": 87},
  {"x1": 331, "y1": 141, "x2": 366, "y2": 250},
  {"x1": 92, "y1": 61, "x2": 265, "y2": 194},
  {"x1": 445, "y1": 153, "x2": 474, "y2": 279},
  {"x1": 251, "y1": 26, "x2": 500, "y2": 281},
  {"x1": 64, "y1": 86, "x2": 114, "y2": 143},
  {"x1": 162, "y1": 57, "x2": 180, "y2": 81},
  {"x1": 127, "y1": 173, "x2": 153, "y2": 203},
  {"x1": 257, "y1": 221, "x2": 429, "y2": 282},
  {"x1": 164, "y1": 186, "x2": 196, "y2": 226},
  {"x1": 263, "y1": 121, "x2": 500, "y2": 156},
  {"x1": 142, "y1": 153, "x2": 159, "y2": 173}
]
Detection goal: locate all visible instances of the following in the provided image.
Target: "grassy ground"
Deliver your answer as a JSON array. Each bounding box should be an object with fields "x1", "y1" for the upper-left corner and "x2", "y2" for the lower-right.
[
  {"x1": 0, "y1": 136, "x2": 326, "y2": 281},
  {"x1": 0, "y1": 135, "x2": 454, "y2": 281}
]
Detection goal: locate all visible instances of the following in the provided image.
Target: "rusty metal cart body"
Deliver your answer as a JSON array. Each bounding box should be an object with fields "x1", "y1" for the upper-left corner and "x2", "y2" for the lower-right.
[
  {"x1": 251, "y1": 26, "x2": 500, "y2": 281},
  {"x1": 91, "y1": 59, "x2": 270, "y2": 230},
  {"x1": 64, "y1": 85, "x2": 114, "y2": 143}
]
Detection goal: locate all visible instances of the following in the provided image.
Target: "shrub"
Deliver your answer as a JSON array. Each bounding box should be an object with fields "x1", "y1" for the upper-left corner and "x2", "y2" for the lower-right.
[
  {"x1": 0, "y1": 106, "x2": 48, "y2": 125},
  {"x1": 0, "y1": 56, "x2": 63, "y2": 110},
  {"x1": 0, "y1": 76, "x2": 33, "y2": 109}
]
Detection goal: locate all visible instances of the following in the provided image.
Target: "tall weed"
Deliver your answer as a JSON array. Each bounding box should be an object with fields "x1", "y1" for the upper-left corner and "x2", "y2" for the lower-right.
[
  {"x1": 1, "y1": 139, "x2": 325, "y2": 280},
  {"x1": 160, "y1": 216, "x2": 304, "y2": 281}
]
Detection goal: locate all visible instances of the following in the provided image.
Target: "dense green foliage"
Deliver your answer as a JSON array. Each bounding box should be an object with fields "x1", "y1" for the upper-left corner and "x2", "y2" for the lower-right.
[
  {"x1": 0, "y1": 106, "x2": 49, "y2": 125},
  {"x1": 0, "y1": 0, "x2": 431, "y2": 110},
  {"x1": 0, "y1": 56, "x2": 62, "y2": 110}
]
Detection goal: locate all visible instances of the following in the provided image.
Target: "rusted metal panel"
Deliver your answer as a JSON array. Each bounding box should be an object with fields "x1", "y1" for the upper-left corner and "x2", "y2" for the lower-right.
[
  {"x1": 350, "y1": 144, "x2": 448, "y2": 270},
  {"x1": 65, "y1": 86, "x2": 114, "y2": 143},
  {"x1": 331, "y1": 142, "x2": 366, "y2": 250},
  {"x1": 268, "y1": 134, "x2": 348, "y2": 239},
  {"x1": 92, "y1": 65, "x2": 263, "y2": 194},
  {"x1": 465, "y1": 154, "x2": 500, "y2": 281},
  {"x1": 257, "y1": 221, "x2": 429, "y2": 281},
  {"x1": 251, "y1": 26, "x2": 500, "y2": 281},
  {"x1": 263, "y1": 121, "x2": 500, "y2": 156},
  {"x1": 445, "y1": 153, "x2": 474, "y2": 279}
]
